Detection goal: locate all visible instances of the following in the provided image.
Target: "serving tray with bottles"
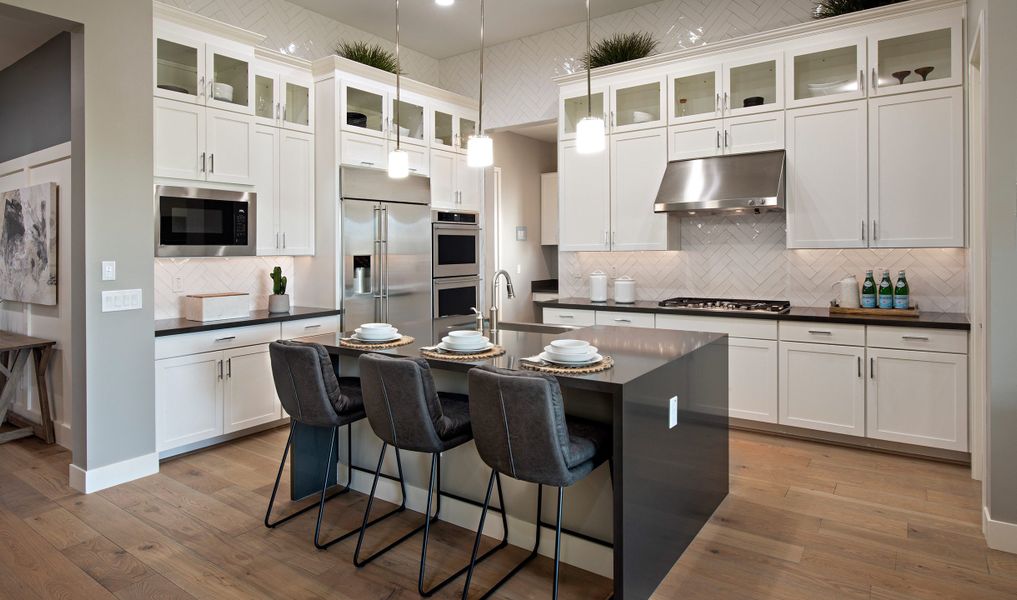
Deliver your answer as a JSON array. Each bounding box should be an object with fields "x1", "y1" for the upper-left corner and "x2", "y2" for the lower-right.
[{"x1": 829, "y1": 302, "x2": 920, "y2": 318}]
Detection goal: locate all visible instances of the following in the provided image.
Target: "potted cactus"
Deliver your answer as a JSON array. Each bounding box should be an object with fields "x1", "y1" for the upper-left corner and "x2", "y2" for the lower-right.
[{"x1": 268, "y1": 266, "x2": 290, "y2": 313}]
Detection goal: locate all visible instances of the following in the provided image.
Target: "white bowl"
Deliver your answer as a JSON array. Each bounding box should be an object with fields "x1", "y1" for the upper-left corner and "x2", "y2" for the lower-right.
[
  {"x1": 213, "y1": 82, "x2": 234, "y2": 102},
  {"x1": 356, "y1": 327, "x2": 397, "y2": 340},
  {"x1": 631, "y1": 110, "x2": 654, "y2": 123},
  {"x1": 443, "y1": 335, "x2": 489, "y2": 349},
  {"x1": 544, "y1": 345, "x2": 596, "y2": 357},
  {"x1": 549, "y1": 339, "x2": 591, "y2": 352},
  {"x1": 448, "y1": 330, "x2": 482, "y2": 339},
  {"x1": 360, "y1": 323, "x2": 393, "y2": 331}
]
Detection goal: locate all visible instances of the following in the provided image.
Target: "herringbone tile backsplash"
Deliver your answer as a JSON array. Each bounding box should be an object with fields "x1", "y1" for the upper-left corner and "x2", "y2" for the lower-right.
[
  {"x1": 559, "y1": 214, "x2": 968, "y2": 313},
  {"x1": 155, "y1": 257, "x2": 296, "y2": 319}
]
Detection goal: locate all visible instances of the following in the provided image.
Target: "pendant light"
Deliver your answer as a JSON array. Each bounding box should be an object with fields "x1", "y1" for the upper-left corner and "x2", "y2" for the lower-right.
[
  {"x1": 575, "y1": 0, "x2": 605, "y2": 154},
  {"x1": 466, "y1": 0, "x2": 493, "y2": 168},
  {"x1": 388, "y1": 0, "x2": 410, "y2": 178}
]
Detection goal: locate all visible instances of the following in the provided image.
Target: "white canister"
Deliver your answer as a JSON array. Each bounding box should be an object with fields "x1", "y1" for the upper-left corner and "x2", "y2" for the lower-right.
[
  {"x1": 834, "y1": 275, "x2": 861, "y2": 308},
  {"x1": 614, "y1": 276, "x2": 636, "y2": 304},
  {"x1": 589, "y1": 271, "x2": 608, "y2": 302}
]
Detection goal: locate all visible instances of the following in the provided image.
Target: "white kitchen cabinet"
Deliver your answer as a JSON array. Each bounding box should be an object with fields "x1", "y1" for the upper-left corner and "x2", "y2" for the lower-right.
[
  {"x1": 389, "y1": 92, "x2": 428, "y2": 148},
  {"x1": 668, "y1": 121, "x2": 723, "y2": 161},
  {"x1": 155, "y1": 31, "x2": 254, "y2": 116},
  {"x1": 610, "y1": 76, "x2": 667, "y2": 133},
  {"x1": 341, "y1": 80, "x2": 389, "y2": 139},
  {"x1": 669, "y1": 63, "x2": 723, "y2": 126},
  {"x1": 722, "y1": 53, "x2": 784, "y2": 118},
  {"x1": 431, "y1": 149, "x2": 457, "y2": 209},
  {"x1": 341, "y1": 130, "x2": 389, "y2": 170},
  {"x1": 431, "y1": 103, "x2": 480, "y2": 152},
  {"x1": 156, "y1": 351, "x2": 224, "y2": 452},
  {"x1": 786, "y1": 37, "x2": 867, "y2": 109},
  {"x1": 866, "y1": 348, "x2": 967, "y2": 451},
  {"x1": 786, "y1": 100, "x2": 868, "y2": 248},
  {"x1": 253, "y1": 125, "x2": 279, "y2": 255},
  {"x1": 400, "y1": 143, "x2": 429, "y2": 177},
  {"x1": 724, "y1": 111, "x2": 784, "y2": 155},
  {"x1": 254, "y1": 59, "x2": 314, "y2": 133},
  {"x1": 154, "y1": 31, "x2": 206, "y2": 105},
  {"x1": 730, "y1": 338, "x2": 779, "y2": 423},
  {"x1": 779, "y1": 341, "x2": 866, "y2": 436},
  {"x1": 255, "y1": 126, "x2": 314, "y2": 255},
  {"x1": 224, "y1": 344, "x2": 282, "y2": 434},
  {"x1": 868, "y1": 87, "x2": 963, "y2": 248},
  {"x1": 559, "y1": 86, "x2": 608, "y2": 140},
  {"x1": 456, "y1": 154, "x2": 483, "y2": 212},
  {"x1": 595, "y1": 311, "x2": 656, "y2": 328},
  {"x1": 204, "y1": 43, "x2": 256, "y2": 115},
  {"x1": 154, "y1": 98, "x2": 205, "y2": 180},
  {"x1": 610, "y1": 128, "x2": 668, "y2": 251},
  {"x1": 542, "y1": 307, "x2": 596, "y2": 327},
  {"x1": 558, "y1": 139, "x2": 611, "y2": 251},
  {"x1": 205, "y1": 108, "x2": 254, "y2": 184},
  {"x1": 868, "y1": 14, "x2": 962, "y2": 97},
  {"x1": 540, "y1": 172, "x2": 559, "y2": 245}
]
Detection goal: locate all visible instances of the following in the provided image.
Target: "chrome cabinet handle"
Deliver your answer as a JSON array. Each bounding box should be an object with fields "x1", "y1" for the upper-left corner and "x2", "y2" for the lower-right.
[
  {"x1": 361, "y1": 161, "x2": 375, "y2": 166},
  {"x1": 276, "y1": 232, "x2": 280, "y2": 248},
  {"x1": 614, "y1": 318, "x2": 631, "y2": 323},
  {"x1": 215, "y1": 336, "x2": 236, "y2": 342},
  {"x1": 209, "y1": 153, "x2": 214, "y2": 173},
  {"x1": 807, "y1": 330, "x2": 832, "y2": 335},
  {"x1": 218, "y1": 360, "x2": 223, "y2": 380},
  {"x1": 857, "y1": 356, "x2": 862, "y2": 378},
  {"x1": 861, "y1": 220, "x2": 866, "y2": 241},
  {"x1": 902, "y1": 335, "x2": 930, "y2": 341},
  {"x1": 870, "y1": 357, "x2": 875, "y2": 379},
  {"x1": 226, "y1": 358, "x2": 232, "y2": 378},
  {"x1": 559, "y1": 314, "x2": 575, "y2": 319},
  {"x1": 724, "y1": 130, "x2": 729, "y2": 147},
  {"x1": 281, "y1": 104, "x2": 286, "y2": 121},
  {"x1": 858, "y1": 69, "x2": 864, "y2": 93},
  {"x1": 871, "y1": 68, "x2": 877, "y2": 91},
  {"x1": 716, "y1": 131, "x2": 720, "y2": 149},
  {"x1": 200, "y1": 152, "x2": 206, "y2": 173},
  {"x1": 611, "y1": 231, "x2": 616, "y2": 244},
  {"x1": 282, "y1": 232, "x2": 286, "y2": 248},
  {"x1": 716, "y1": 92, "x2": 720, "y2": 112},
  {"x1": 724, "y1": 92, "x2": 729, "y2": 111},
  {"x1": 304, "y1": 324, "x2": 322, "y2": 330},
  {"x1": 872, "y1": 220, "x2": 878, "y2": 240}
]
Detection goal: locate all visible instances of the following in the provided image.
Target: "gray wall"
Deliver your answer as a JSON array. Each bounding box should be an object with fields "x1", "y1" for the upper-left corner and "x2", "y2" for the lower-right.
[
  {"x1": 969, "y1": 0, "x2": 1017, "y2": 528},
  {"x1": 0, "y1": 32, "x2": 70, "y2": 163},
  {"x1": 5, "y1": 0, "x2": 154, "y2": 475}
]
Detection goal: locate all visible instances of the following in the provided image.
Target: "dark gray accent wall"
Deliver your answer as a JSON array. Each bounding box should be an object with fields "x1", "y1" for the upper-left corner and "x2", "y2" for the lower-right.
[{"x1": 0, "y1": 32, "x2": 70, "y2": 163}]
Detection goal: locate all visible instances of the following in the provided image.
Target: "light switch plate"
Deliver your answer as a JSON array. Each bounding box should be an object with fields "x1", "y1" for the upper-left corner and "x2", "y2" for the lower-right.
[
  {"x1": 669, "y1": 396, "x2": 678, "y2": 429},
  {"x1": 102, "y1": 261, "x2": 116, "y2": 281},
  {"x1": 102, "y1": 289, "x2": 143, "y2": 313},
  {"x1": 515, "y1": 226, "x2": 527, "y2": 241}
]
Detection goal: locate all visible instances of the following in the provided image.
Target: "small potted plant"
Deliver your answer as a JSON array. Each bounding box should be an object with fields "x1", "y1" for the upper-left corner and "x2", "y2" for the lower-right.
[{"x1": 268, "y1": 266, "x2": 289, "y2": 313}]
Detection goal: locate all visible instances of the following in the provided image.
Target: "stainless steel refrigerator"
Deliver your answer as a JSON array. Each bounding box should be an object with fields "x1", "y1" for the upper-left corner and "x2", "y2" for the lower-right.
[{"x1": 340, "y1": 167, "x2": 432, "y2": 343}]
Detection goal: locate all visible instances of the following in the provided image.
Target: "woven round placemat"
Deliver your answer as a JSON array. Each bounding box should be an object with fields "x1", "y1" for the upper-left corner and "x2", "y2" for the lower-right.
[
  {"x1": 338, "y1": 335, "x2": 415, "y2": 350},
  {"x1": 420, "y1": 345, "x2": 506, "y2": 361},
  {"x1": 521, "y1": 355, "x2": 614, "y2": 375}
]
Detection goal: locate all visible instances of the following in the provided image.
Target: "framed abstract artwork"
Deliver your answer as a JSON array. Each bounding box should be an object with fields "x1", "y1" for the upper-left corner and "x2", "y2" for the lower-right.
[{"x1": 0, "y1": 182, "x2": 58, "y2": 305}]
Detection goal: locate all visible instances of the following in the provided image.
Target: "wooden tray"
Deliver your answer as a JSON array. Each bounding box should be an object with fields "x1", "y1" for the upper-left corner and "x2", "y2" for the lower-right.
[{"x1": 829, "y1": 305, "x2": 920, "y2": 318}]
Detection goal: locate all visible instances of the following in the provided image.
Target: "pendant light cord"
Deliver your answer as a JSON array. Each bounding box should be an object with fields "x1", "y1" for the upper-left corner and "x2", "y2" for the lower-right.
[
  {"x1": 586, "y1": 0, "x2": 592, "y2": 118},
  {"x1": 395, "y1": 0, "x2": 401, "y2": 150},
  {"x1": 478, "y1": 0, "x2": 485, "y2": 135}
]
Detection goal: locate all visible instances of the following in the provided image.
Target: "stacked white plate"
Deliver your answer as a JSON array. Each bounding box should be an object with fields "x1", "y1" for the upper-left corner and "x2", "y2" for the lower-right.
[
  {"x1": 540, "y1": 339, "x2": 602, "y2": 366},
  {"x1": 352, "y1": 323, "x2": 401, "y2": 343},
  {"x1": 438, "y1": 330, "x2": 493, "y2": 354}
]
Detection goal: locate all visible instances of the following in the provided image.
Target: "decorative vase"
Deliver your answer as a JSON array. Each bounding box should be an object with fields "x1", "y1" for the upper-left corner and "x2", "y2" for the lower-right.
[{"x1": 268, "y1": 294, "x2": 290, "y2": 313}]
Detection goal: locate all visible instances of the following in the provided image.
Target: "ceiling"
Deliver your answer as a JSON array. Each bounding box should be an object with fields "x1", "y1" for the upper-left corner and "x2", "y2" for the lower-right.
[
  {"x1": 0, "y1": 10, "x2": 68, "y2": 71},
  {"x1": 500, "y1": 120, "x2": 557, "y2": 144},
  {"x1": 288, "y1": 0, "x2": 662, "y2": 59}
]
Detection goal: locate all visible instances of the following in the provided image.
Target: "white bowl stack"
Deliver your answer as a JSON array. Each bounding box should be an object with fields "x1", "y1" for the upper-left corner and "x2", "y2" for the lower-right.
[
  {"x1": 541, "y1": 339, "x2": 601, "y2": 365},
  {"x1": 354, "y1": 322, "x2": 400, "y2": 342},
  {"x1": 440, "y1": 330, "x2": 491, "y2": 353}
]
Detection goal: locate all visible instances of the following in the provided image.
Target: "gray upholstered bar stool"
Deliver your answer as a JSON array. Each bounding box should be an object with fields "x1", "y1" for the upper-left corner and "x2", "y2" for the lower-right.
[
  {"x1": 265, "y1": 340, "x2": 406, "y2": 550},
  {"x1": 355, "y1": 353, "x2": 509, "y2": 597},
  {"x1": 462, "y1": 365, "x2": 613, "y2": 600}
]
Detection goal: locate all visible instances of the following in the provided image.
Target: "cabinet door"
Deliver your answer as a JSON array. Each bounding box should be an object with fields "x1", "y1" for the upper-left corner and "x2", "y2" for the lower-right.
[
  {"x1": 779, "y1": 342, "x2": 865, "y2": 436},
  {"x1": 342, "y1": 81, "x2": 388, "y2": 138},
  {"x1": 341, "y1": 131, "x2": 388, "y2": 170},
  {"x1": 560, "y1": 87, "x2": 608, "y2": 140},
  {"x1": 390, "y1": 94, "x2": 427, "y2": 147},
  {"x1": 730, "y1": 338, "x2": 778, "y2": 423},
  {"x1": 786, "y1": 100, "x2": 868, "y2": 248},
  {"x1": 154, "y1": 32, "x2": 205, "y2": 105},
  {"x1": 206, "y1": 109, "x2": 254, "y2": 184},
  {"x1": 224, "y1": 345, "x2": 282, "y2": 434},
  {"x1": 456, "y1": 154, "x2": 483, "y2": 212},
  {"x1": 610, "y1": 128, "x2": 667, "y2": 251},
  {"x1": 868, "y1": 15, "x2": 962, "y2": 97},
  {"x1": 403, "y1": 144, "x2": 429, "y2": 177},
  {"x1": 869, "y1": 87, "x2": 963, "y2": 248},
  {"x1": 278, "y1": 130, "x2": 315, "y2": 255},
  {"x1": 431, "y1": 106, "x2": 457, "y2": 151},
  {"x1": 540, "y1": 172, "x2": 559, "y2": 246},
  {"x1": 430, "y1": 149, "x2": 457, "y2": 210},
  {"x1": 253, "y1": 125, "x2": 280, "y2": 255},
  {"x1": 457, "y1": 115, "x2": 477, "y2": 153},
  {"x1": 155, "y1": 351, "x2": 223, "y2": 452},
  {"x1": 724, "y1": 111, "x2": 784, "y2": 155},
  {"x1": 253, "y1": 70, "x2": 280, "y2": 127},
  {"x1": 668, "y1": 120, "x2": 723, "y2": 161},
  {"x1": 669, "y1": 64, "x2": 723, "y2": 125},
  {"x1": 282, "y1": 76, "x2": 314, "y2": 133},
  {"x1": 723, "y1": 53, "x2": 783, "y2": 118},
  {"x1": 610, "y1": 76, "x2": 666, "y2": 133},
  {"x1": 205, "y1": 44, "x2": 254, "y2": 114},
  {"x1": 154, "y1": 98, "x2": 206, "y2": 181},
  {"x1": 867, "y1": 348, "x2": 967, "y2": 451},
  {"x1": 558, "y1": 139, "x2": 610, "y2": 251},
  {"x1": 786, "y1": 37, "x2": 866, "y2": 108}
]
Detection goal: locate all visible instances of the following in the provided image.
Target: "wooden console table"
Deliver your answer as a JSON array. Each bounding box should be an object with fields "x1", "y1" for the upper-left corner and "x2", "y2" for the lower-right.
[{"x1": 0, "y1": 332, "x2": 56, "y2": 444}]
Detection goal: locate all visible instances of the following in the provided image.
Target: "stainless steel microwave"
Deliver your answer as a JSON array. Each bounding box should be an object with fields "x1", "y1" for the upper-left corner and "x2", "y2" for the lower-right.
[{"x1": 155, "y1": 186, "x2": 256, "y2": 257}]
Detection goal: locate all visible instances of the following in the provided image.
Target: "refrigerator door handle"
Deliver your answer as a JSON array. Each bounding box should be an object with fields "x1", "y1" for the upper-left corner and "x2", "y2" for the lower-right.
[{"x1": 382, "y1": 206, "x2": 390, "y2": 322}]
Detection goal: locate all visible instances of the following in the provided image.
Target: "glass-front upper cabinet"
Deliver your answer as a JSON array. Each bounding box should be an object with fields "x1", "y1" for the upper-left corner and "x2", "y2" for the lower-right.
[
  {"x1": 283, "y1": 79, "x2": 313, "y2": 133},
  {"x1": 254, "y1": 68, "x2": 313, "y2": 133},
  {"x1": 254, "y1": 71, "x2": 277, "y2": 125},
  {"x1": 390, "y1": 95, "x2": 427, "y2": 146},
  {"x1": 786, "y1": 37, "x2": 866, "y2": 108},
  {"x1": 559, "y1": 87, "x2": 607, "y2": 140},
  {"x1": 868, "y1": 16, "x2": 961, "y2": 96},
  {"x1": 723, "y1": 53, "x2": 783, "y2": 117},
  {"x1": 432, "y1": 108, "x2": 456, "y2": 150},
  {"x1": 668, "y1": 65, "x2": 722, "y2": 125},
  {"x1": 610, "y1": 76, "x2": 666, "y2": 133},
  {"x1": 458, "y1": 116, "x2": 476, "y2": 152},
  {"x1": 155, "y1": 34, "x2": 204, "y2": 104},
  {"x1": 205, "y1": 45, "x2": 253, "y2": 114},
  {"x1": 342, "y1": 81, "x2": 388, "y2": 137}
]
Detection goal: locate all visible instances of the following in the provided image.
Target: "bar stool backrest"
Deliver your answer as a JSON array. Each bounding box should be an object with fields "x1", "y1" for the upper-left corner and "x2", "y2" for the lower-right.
[
  {"x1": 358, "y1": 353, "x2": 447, "y2": 453},
  {"x1": 269, "y1": 341, "x2": 345, "y2": 427}
]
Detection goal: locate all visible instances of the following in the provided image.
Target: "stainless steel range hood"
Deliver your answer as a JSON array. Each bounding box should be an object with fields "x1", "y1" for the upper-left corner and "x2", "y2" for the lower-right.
[{"x1": 653, "y1": 149, "x2": 786, "y2": 216}]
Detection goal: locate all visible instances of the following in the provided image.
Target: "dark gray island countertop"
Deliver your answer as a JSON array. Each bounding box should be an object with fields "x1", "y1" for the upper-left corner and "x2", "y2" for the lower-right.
[{"x1": 154, "y1": 306, "x2": 342, "y2": 337}]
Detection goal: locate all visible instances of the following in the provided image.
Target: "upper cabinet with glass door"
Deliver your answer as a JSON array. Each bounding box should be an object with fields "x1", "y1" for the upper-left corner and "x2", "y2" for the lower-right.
[
  {"x1": 429, "y1": 104, "x2": 478, "y2": 153},
  {"x1": 868, "y1": 14, "x2": 961, "y2": 96},
  {"x1": 341, "y1": 80, "x2": 389, "y2": 138},
  {"x1": 253, "y1": 53, "x2": 314, "y2": 134},
  {"x1": 559, "y1": 86, "x2": 607, "y2": 140},
  {"x1": 154, "y1": 27, "x2": 256, "y2": 115},
  {"x1": 786, "y1": 37, "x2": 866, "y2": 108},
  {"x1": 723, "y1": 53, "x2": 783, "y2": 117},
  {"x1": 390, "y1": 93, "x2": 427, "y2": 147},
  {"x1": 457, "y1": 115, "x2": 477, "y2": 153},
  {"x1": 610, "y1": 76, "x2": 666, "y2": 133},
  {"x1": 155, "y1": 33, "x2": 205, "y2": 104},
  {"x1": 668, "y1": 64, "x2": 722, "y2": 125},
  {"x1": 205, "y1": 44, "x2": 254, "y2": 114}
]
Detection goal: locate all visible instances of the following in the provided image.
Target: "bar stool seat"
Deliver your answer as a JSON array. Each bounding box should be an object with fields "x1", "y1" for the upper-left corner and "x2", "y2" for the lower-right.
[
  {"x1": 563, "y1": 418, "x2": 611, "y2": 474},
  {"x1": 434, "y1": 391, "x2": 472, "y2": 446}
]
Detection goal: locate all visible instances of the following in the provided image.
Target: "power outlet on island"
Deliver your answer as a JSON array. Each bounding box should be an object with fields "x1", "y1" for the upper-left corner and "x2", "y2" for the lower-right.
[{"x1": 669, "y1": 396, "x2": 679, "y2": 429}]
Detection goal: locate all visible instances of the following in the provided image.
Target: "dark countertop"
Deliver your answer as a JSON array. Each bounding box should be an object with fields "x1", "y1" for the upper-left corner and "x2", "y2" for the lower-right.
[
  {"x1": 298, "y1": 324, "x2": 724, "y2": 394},
  {"x1": 154, "y1": 306, "x2": 342, "y2": 337},
  {"x1": 537, "y1": 297, "x2": 970, "y2": 331},
  {"x1": 531, "y1": 278, "x2": 559, "y2": 294}
]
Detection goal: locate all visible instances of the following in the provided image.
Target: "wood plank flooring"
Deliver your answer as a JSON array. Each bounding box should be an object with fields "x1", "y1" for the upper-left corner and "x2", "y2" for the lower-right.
[{"x1": 0, "y1": 426, "x2": 1014, "y2": 600}]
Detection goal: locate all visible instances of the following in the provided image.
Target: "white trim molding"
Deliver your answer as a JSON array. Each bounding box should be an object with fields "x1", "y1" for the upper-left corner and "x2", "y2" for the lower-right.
[
  {"x1": 984, "y1": 507, "x2": 1017, "y2": 554},
  {"x1": 69, "y1": 452, "x2": 159, "y2": 494}
]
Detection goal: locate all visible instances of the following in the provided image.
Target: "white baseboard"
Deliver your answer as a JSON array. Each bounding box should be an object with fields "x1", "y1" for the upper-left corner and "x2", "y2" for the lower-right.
[
  {"x1": 348, "y1": 469, "x2": 613, "y2": 578},
  {"x1": 984, "y1": 506, "x2": 1017, "y2": 554},
  {"x1": 69, "y1": 452, "x2": 159, "y2": 494},
  {"x1": 55, "y1": 421, "x2": 72, "y2": 450}
]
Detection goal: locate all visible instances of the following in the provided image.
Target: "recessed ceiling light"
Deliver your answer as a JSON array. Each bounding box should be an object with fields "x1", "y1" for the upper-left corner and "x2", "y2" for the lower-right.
[{"x1": 435, "y1": 0, "x2": 454, "y2": 6}]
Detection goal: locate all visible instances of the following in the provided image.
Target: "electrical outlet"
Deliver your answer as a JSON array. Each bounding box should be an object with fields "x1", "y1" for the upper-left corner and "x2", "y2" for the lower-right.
[
  {"x1": 101, "y1": 261, "x2": 116, "y2": 281},
  {"x1": 102, "y1": 289, "x2": 143, "y2": 313},
  {"x1": 172, "y1": 277, "x2": 184, "y2": 293},
  {"x1": 516, "y1": 264, "x2": 521, "y2": 274},
  {"x1": 669, "y1": 396, "x2": 679, "y2": 429}
]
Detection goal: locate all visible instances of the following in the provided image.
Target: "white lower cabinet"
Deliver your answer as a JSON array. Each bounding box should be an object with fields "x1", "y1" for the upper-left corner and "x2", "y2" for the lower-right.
[
  {"x1": 155, "y1": 351, "x2": 224, "y2": 452},
  {"x1": 779, "y1": 341, "x2": 866, "y2": 436},
  {"x1": 224, "y1": 344, "x2": 282, "y2": 434},
  {"x1": 730, "y1": 338, "x2": 778, "y2": 423},
  {"x1": 866, "y1": 347, "x2": 967, "y2": 451}
]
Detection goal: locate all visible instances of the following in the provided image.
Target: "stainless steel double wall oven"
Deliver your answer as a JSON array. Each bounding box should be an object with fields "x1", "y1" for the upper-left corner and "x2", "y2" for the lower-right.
[{"x1": 431, "y1": 210, "x2": 481, "y2": 340}]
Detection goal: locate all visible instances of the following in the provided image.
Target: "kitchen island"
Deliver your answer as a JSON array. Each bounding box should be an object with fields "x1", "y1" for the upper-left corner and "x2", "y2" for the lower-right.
[{"x1": 294, "y1": 324, "x2": 729, "y2": 600}]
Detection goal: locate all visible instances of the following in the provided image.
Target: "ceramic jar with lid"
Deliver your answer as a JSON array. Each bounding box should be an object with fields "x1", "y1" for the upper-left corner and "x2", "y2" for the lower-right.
[
  {"x1": 589, "y1": 271, "x2": 608, "y2": 302},
  {"x1": 614, "y1": 276, "x2": 636, "y2": 304}
]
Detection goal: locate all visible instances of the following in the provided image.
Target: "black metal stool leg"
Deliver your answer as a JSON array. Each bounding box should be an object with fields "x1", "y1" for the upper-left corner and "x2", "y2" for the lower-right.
[
  {"x1": 353, "y1": 442, "x2": 412, "y2": 566},
  {"x1": 265, "y1": 422, "x2": 350, "y2": 531},
  {"x1": 553, "y1": 487, "x2": 564, "y2": 600}
]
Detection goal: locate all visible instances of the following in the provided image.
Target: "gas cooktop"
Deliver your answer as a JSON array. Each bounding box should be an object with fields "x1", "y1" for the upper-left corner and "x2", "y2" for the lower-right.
[{"x1": 657, "y1": 297, "x2": 791, "y2": 314}]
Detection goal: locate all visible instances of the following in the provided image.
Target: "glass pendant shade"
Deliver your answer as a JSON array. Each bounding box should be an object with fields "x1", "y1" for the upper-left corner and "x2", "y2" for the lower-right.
[
  {"x1": 467, "y1": 134, "x2": 493, "y2": 167},
  {"x1": 388, "y1": 148, "x2": 409, "y2": 178},
  {"x1": 576, "y1": 116, "x2": 606, "y2": 154}
]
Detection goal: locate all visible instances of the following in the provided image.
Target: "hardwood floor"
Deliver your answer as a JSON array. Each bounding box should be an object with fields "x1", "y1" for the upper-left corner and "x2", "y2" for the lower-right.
[{"x1": 1, "y1": 427, "x2": 1014, "y2": 600}]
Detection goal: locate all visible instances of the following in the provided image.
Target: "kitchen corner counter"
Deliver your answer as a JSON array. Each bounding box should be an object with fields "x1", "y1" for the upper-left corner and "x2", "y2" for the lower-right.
[
  {"x1": 154, "y1": 307, "x2": 342, "y2": 337},
  {"x1": 537, "y1": 298, "x2": 970, "y2": 330}
]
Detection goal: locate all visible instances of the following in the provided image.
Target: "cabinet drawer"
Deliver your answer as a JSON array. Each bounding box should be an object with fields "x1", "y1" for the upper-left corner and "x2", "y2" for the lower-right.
[
  {"x1": 656, "y1": 314, "x2": 777, "y2": 340},
  {"x1": 543, "y1": 307, "x2": 596, "y2": 327},
  {"x1": 866, "y1": 326, "x2": 967, "y2": 354},
  {"x1": 779, "y1": 321, "x2": 864, "y2": 346},
  {"x1": 281, "y1": 315, "x2": 340, "y2": 340},
  {"x1": 595, "y1": 311, "x2": 655, "y2": 328},
  {"x1": 155, "y1": 323, "x2": 281, "y2": 360}
]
